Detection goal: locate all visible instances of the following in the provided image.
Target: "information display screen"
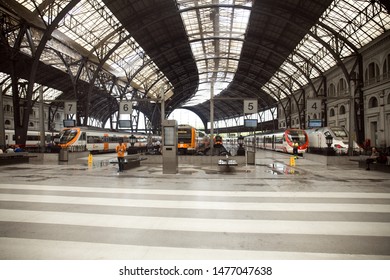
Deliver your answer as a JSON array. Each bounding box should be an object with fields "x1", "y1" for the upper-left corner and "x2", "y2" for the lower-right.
[
  {"x1": 244, "y1": 119, "x2": 257, "y2": 128},
  {"x1": 118, "y1": 120, "x2": 131, "y2": 128},
  {"x1": 164, "y1": 127, "x2": 175, "y2": 146},
  {"x1": 63, "y1": 119, "x2": 76, "y2": 127},
  {"x1": 308, "y1": 119, "x2": 322, "y2": 128}
]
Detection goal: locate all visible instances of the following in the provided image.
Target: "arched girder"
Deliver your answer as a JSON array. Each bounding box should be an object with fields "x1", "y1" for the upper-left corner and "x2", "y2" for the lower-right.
[
  {"x1": 177, "y1": 3, "x2": 353, "y2": 69},
  {"x1": 148, "y1": 64, "x2": 296, "y2": 126},
  {"x1": 19, "y1": 0, "x2": 80, "y2": 145},
  {"x1": 142, "y1": 54, "x2": 311, "y2": 115},
  {"x1": 85, "y1": 2, "x2": 333, "y2": 114},
  {"x1": 112, "y1": 3, "x2": 322, "y2": 87},
  {"x1": 101, "y1": 0, "x2": 199, "y2": 107},
  {"x1": 315, "y1": 21, "x2": 359, "y2": 54},
  {"x1": 159, "y1": 56, "x2": 305, "y2": 103},
  {"x1": 131, "y1": 36, "x2": 322, "y2": 97},
  {"x1": 252, "y1": 8, "x2": 356, "y2": 81},
  {"x1": 177, "y1": 3, "x2": 358, "y2": 86}
]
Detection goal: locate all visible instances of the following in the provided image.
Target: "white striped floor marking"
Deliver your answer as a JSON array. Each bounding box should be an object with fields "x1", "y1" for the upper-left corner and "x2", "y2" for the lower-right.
[
  {"x1": 1, "y1": 194, "x2": 390, "y2": 212},
  {"x1": 1, "y1": 183, "x2": 390, "y2": 198},
  {"x1": 1, "y1": 209, "x2": 389, "y2": 236}
]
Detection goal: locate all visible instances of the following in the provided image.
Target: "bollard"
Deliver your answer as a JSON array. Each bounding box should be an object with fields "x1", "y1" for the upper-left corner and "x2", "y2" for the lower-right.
[
  {"x1": 88, "y1": 153, "x2": 93, "y2": 165},
  {"x1": 290, "y1": 156, "x2": 295, "y2": 167}
]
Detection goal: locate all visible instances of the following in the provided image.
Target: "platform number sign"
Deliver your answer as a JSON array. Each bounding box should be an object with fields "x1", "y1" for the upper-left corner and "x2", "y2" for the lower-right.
[
  {"x1": 244, "y1": 99, "x2": 258, "y2": 114},
  {"x1": 307, "y1": 99, "x2": 321, "y2": 115},
  {"x1": 119, "y1": 101, "x2": 132, "y2": 115},
  {"x1": 64, "y1": 101, "x2": 77, "y2": 115}
]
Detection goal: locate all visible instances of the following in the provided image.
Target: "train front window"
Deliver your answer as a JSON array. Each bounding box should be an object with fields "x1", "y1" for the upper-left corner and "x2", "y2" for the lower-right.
[
  {"x1": 289, "y1": 131, "x2": 307, "y2": 145},
  {"x1": 178, "y1": 129, "x2": 192, "y2": 143},
  {"x1": 331, "y1": 127, "x2": 348, "y2": 138},
  {"x1": 59, "y1": 129, "x2": 78, "y2": 144}
]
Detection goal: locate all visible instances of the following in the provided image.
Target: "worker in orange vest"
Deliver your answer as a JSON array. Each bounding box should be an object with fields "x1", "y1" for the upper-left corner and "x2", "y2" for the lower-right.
[{"x1": 116, "y1": 140, "x2": 127, "y2": 172}]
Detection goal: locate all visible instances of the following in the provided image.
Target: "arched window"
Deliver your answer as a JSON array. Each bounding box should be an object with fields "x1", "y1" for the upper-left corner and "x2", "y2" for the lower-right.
[
  {"x1": 339, "y1": 105, "x2": 346, "y2": 115},
  {"x1": 313, "y1": 113, "x2": 317, "y2": 119},
  {"x1": 365, "y1": 62, "x2": 380, "y2": 85},
  {"x1": 328, "y1": 83, "x2": 336, "y2": 97},
  {"x1": 29, "y1": 122, "x2": 34, "y2": 127},
  {"x1": 5, "y1": 120, "x2": 11, "y2": 125},
  {"x1": 4, "y1": 104, "x2": 12, "y2": 112},
  {"x1": 337, "y1": 78, "x2": 347, "y2": 95},
  {"x1": 368, "y1": 96, "x2": 378, "y2": 108},
  {"x1": 329, "y1": 108, "x2": 335, "y2": 117}
]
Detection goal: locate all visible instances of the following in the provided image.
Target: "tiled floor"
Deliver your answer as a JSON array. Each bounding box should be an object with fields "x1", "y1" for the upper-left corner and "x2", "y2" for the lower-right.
[{"x1": 0, "y1": 150, "x2": 389, "y2": 259}]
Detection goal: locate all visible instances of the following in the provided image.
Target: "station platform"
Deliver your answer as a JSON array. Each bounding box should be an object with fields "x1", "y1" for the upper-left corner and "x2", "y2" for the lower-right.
[{"x1": 0, "y1": 149, "x2": 390, "y2": 260}]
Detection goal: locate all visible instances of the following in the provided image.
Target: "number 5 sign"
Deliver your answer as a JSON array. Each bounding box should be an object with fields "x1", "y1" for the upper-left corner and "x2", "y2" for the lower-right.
[
  {"x1": 119, "y1": 101, "x2": 132, "y2": 115},
  {"x1": 307, "y1": 99, "x2": 321, "y2": 115},
  {"x1": 244, "y1": 99, "x2": 258, "y2": 114}
]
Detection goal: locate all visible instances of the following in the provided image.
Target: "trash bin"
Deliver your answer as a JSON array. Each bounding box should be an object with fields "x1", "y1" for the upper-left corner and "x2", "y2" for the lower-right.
[
  {"x1": 59, "y1": 148, "x2": 68, "y2": 162},
  {"x1": 246, "y1": 150, "x2": 255, "y2": 165}
]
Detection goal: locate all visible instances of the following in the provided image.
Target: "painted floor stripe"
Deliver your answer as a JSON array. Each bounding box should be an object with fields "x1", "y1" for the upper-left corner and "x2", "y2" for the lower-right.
[
  {"x1": 1, "y1": 209, "x2": 390, "y2": 237},
  {"x1": 1, "y1": 194, "x2": 390, "y2": 212},
  {"x1": 1, "y1": 183, "x2": 390, "y2": 198},
  {"x1": 0, "y1": 238, "x2": 388, "y2": 260}
]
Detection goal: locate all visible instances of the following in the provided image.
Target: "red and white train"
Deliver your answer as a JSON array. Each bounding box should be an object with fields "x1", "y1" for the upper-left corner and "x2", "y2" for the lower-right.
[{"x1": 244, "y1": 128, "x2": 309, "y2": 154}]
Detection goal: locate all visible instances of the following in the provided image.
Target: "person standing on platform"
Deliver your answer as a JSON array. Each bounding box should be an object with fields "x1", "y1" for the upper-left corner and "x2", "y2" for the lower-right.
[
  {"x1": 116, "y1": 140, "x2": 127, "y2": 172},
  {"x1": 292, "y1": 139, "x2": 299, "y2": 158}
]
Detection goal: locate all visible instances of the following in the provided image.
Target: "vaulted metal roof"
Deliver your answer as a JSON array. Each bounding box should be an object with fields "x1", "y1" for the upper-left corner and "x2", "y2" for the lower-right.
[{"x1": 0, "y1": 0, "x2": 389, "y2": 129}]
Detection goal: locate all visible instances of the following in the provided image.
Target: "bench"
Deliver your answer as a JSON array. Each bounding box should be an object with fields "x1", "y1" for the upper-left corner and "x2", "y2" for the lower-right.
[
  {"x1": 0, "y1": 152, "x2": 31, "y2": 165},
  {"x1": 218, "y1": 155, "x2": 238, "y2": 171},
  {"x1": 110, "y1": 154, "x2": 147, "y2": 170},
  {"x1": 354, "y1": 158, "x2": 390, "y2": 173}
]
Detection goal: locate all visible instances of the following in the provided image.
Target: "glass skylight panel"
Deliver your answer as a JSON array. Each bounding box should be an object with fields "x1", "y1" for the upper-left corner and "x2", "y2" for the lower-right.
[
  {"x1": 265, "y1": 0, "x2": 390, "y2": 100},
  {"x1": 177, "y1": 0, "x2": 252, "y2": 105},
  {"x1": 14, "y1": 0, "x2": 42, "y2": 11},
  {"x1": 41, "y1": 88, "x2": 63, "y2": 102},
  {"x1": 321, "y1": 0, "x2": 390, "y2": 49},
  {"x1": 57, "y1": 2, "x2": 116, "y2": 51}
]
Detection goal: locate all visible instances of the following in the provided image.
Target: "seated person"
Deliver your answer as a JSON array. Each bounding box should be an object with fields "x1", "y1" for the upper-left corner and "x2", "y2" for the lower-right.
[
  {"x1": 5, "y1": 146, "x2": 14, "y2": 153},
  {"x1": 14, "y1": 145, "x2": 23, "y2": 152},
  {"x1": 366, "y1": 147, "x2": 380, "y2": 170}
]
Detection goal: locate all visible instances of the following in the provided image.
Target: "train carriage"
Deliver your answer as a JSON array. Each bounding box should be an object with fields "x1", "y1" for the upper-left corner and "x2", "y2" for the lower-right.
[
  {"x1": 305, "y1": 126, "x2": 362, "y2": 154},
  {"x1": 245, "y1": 128, "x2": 309, "y2": 154},
  {"x1": 177, "y1": 124, "x2": 198, "y2": 154},
  {"x1": 58, "y1": 127, "x2": 149, "y2": 153},
  {"x1": 3, "y1": 129, "x2": 54, "y2": 150}
]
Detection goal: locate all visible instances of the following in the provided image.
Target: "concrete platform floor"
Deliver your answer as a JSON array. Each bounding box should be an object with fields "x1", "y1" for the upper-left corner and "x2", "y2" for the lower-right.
[{"x1": 0, "y1": 150, "x2": 390, "y2": 260}]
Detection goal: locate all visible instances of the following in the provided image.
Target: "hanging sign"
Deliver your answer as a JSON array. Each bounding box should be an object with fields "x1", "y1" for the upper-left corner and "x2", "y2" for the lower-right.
[
  {"x1": 64, "y1": 101, "x2": 77, "y2": 115},
  {"x1": 307, "y1": 99, "x2": 321, "y2": 115},
  {"x1": 119, "y1": 101, "x2": 132, "y2": 115},
  {"x1": 244, "y1": 99, "x2": 258, "y2": 114}
]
